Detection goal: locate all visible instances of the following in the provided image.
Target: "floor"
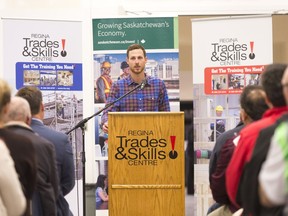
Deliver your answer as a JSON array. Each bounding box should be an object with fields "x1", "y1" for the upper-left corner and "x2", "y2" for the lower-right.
[
  {"x1": 185, "y1": 192, "x2": 195, "y2": 216},
  {"x1": 67, "y1": 181, "x2": 197, "y2": 216}
]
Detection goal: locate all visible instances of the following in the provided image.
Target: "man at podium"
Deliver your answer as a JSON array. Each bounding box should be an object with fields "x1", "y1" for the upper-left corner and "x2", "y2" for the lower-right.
[{"x1": 101, "y1": 43, "x2": 170, "y2": 133}]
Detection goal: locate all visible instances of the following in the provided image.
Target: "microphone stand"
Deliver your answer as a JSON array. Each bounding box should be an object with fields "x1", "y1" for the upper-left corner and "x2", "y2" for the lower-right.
[{"x1": 66, "y1": 80, "x2": 145, "y2": 216}]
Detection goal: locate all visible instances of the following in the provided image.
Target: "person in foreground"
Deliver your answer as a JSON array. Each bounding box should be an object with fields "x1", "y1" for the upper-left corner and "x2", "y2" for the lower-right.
[
  {"x1": 0, "y1": 138, "x2": 26, "y2": 216},
  {"x1": 101, "y1": 43, "x2": 170, "y2": 133},
  {"x1": 16, "y1": 86, "x2": 75, "y2": 216},
  {"x1": 226, "y1": 63, "x2": 288, "y2": 209},
  {"x1": 0, "y1": 79, "x2": 37, "y2": 216},
  {"x1": 208, "y1": 85, "x2": 268, "y2": 215},
  {"x1": 3, "y1": 96, "x2": 59, "y2": 216},
  {"x1": 257, "y1": 65, "x2": 288, "y2": 215}
]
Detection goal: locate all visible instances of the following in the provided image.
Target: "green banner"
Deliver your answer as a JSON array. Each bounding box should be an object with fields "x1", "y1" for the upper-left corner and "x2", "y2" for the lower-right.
[{"x1": 93, "y1": 17, "x2": 178, "y2": 50}]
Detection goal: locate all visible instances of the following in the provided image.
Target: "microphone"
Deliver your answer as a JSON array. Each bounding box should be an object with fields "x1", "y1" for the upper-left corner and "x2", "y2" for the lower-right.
[
  {"x1": 140, "y1": 79, "x2": 147, "y2": 90},
  {"x1": 66, "y1": 78, "x2": 146, "y2": 135}
]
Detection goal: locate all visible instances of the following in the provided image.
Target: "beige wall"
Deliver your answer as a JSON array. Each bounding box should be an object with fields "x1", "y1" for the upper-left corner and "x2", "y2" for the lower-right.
[{"x1": 273, "y1": 15, "x2": 288, "y2": 63}]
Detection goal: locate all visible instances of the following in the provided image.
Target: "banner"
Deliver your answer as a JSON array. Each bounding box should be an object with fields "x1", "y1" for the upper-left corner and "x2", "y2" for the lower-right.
[
  {"x1": 92, "y1": 16, "x2": 179, "y2": 215},
  {"x1": 191, "y1": 15, "x2": 273, "y2": 216},
  {"x1": 2, "y1": 18, "x2": 83, "y2": 215},
  {"x1": 192, "y1": 15, "x2": 272, "y2": 88}
]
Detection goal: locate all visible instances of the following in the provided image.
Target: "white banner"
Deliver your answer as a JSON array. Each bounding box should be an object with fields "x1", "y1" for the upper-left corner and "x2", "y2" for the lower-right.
[
  {"x1": 191, "y1": 15, "x2": 273, "y2": 216},
  {"x1": 192, "y1": 15, "x2": 272, "y2": 85},
  {"x1": 2, "y1": 18, "x2": 83, "y2": 216}
]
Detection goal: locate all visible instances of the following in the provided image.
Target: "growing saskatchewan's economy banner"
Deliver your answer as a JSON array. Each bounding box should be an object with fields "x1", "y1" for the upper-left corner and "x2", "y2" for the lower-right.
[{"x1": 92, "y1": 16, "x2": 179, "y2": 214}]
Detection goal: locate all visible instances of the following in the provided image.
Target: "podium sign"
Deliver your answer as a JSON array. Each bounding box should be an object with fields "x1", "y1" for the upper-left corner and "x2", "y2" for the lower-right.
[{"x1": 108, "y1": 112, "x2": 185, "y2": 216}]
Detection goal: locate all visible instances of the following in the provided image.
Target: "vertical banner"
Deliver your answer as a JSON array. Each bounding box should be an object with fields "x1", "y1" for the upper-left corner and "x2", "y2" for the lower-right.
[
  {"x1": 2, "y1": 18, "x2": 83, "y2": 215},
  {"x1": 191, "y1": 15, "x2": 272, "y2": 216},
  {"x1": 92, "y1": 17, "x2": 179, "y2": 215}
]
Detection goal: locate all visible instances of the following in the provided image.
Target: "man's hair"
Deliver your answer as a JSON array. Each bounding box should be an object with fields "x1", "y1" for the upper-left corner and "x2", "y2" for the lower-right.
[
  {"x1": 5, "y1": 96, "x2": 31, "y2": 122},
  {"x1": 126, "y1": 44, "x2": 146, "y2": 58},
  {"x1": 240, "y1": 85, "x2": 269, "y2": 121},
  {"x1": 260, "y1": 63, "x2": 287, "y2": 107},
  {"x1": 16, "y1": 86, "x2": 42, "y2": 115},
  {"x1": 0, "y1": 79, "x2": 11, "y2": 113}
]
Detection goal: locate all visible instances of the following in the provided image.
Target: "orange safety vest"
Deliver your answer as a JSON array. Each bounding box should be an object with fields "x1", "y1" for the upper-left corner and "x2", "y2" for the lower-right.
[{"x1": 95, "y1": 75, "x2": 112, "y2": 101}]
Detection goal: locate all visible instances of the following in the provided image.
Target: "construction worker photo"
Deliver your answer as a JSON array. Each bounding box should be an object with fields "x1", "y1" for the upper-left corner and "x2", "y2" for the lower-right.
[{"x1": 95, "y1": 61, "x2": 113, "y2": 103}]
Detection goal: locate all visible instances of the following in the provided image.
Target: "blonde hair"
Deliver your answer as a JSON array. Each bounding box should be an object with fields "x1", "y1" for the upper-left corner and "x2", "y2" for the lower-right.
[{"x1": 0, "y1": 79, "x2": 11, "y2": 113}]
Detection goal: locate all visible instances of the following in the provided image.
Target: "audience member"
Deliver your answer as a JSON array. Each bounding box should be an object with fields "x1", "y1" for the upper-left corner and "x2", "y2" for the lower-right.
[
  {"x1": 208, "y1": 85, "x2": 268, "y2": 215},
  {"x1": 16, "y1": 86, "x2": 75, "y2": 216},
  {"x1": 95, "y1": 61, "x2": 113, "y2": 103},
  {"x1": 254, "y1": 65, "x2": 288, "y2": 214},
  {"x1": 239, "y1": 117, "x2": 285, "y2": 216},
  {"x1": 258, "y1": 119, "x2": 288, "y2": 210},
  {"x1": 0, "y1": 79, "x2": 37, "y2": 216},
  {"x1": 0, "y1": 138, "x2": 26, "y2": 216},
  {"x1": 3, "y1": 96, "x2": 59, "y2": 216},
  {"x1": 226, "y1": 63, "x2": 288, "y2": 208},
  {"x1": 95, "y1": 174, "x2": 109, "y2": 209},
  {"x1": 101, "y1": 43, "x2": 170, "y2": 133}
]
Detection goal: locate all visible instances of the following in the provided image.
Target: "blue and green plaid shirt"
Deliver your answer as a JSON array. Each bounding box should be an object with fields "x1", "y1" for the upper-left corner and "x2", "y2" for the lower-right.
[{"x1": 101, "y1": 74, "x2": 170, "y2": 124}]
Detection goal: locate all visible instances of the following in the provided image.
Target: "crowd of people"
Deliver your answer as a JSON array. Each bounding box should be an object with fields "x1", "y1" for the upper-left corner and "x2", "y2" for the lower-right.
[
  {"x1": 9, "y1": 42, "x2": 288, "y2": 216},
  {"x1": 2, "y1": 42, "x2": 288, "y2": 216},
  {"x1": 0, "y1": 80, "x2": 75, "y2": 216},
  {"x1": 208, "y1": 63, "x2": 288, "y2": 216}
]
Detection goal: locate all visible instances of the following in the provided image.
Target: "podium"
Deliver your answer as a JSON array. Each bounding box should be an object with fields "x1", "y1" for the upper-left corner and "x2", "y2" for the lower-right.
[{"x1": 108, "y1": 112, "x2": 185, "y2": 216}]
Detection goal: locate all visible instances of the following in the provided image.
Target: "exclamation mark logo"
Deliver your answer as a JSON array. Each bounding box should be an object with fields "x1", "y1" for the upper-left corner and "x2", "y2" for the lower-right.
[
  {"x1": 249, "y1": 41, "x2": 255, "y2": 59},
  {"x1": 169, "y1": 135, "x2": 178, "y2": 159},
  {"x1": 61, "y1": 39, "x2": 67, "y2": 57}
]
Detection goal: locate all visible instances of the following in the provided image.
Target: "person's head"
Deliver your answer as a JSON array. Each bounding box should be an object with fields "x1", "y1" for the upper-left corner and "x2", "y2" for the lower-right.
[
  {"x1": 260, "y1": 63, "x2": 287, "y2": 108},
  {"x1": 16, "y1": 86, "x2": 43, "y2": 117},
  {"x1": 281, "y1": 66, "x2": 288, "y2": 105},
  {"x1": 120, "y1": 61, "x2": 130, "y2": 76},
  {"x1": 240, "y1": 85, "x2": 269, "y2": 125},
  {"x1": 126, "y1": 44, "x2": 147, "y2": 75},
  {"x1": 101, "y1": 61, "x2": 111, "y2": 75},
  {"x1": 95, "y1": 174, "x2": 107, "y2": 189},
  {"x1": 0, "y1": 79, "x2": 11, "y2": 120},
  {"x1": 3, "y1": 96, "x2": 32, "y2": 125},
  {"x1": 215, "y1": 105, "x2": 223, "y2": 117}
]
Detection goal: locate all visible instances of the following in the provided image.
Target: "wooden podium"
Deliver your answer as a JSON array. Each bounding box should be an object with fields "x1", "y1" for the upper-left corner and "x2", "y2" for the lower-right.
[{"x1": 108, "y1": 112, "x2": 185, "y2": 216}]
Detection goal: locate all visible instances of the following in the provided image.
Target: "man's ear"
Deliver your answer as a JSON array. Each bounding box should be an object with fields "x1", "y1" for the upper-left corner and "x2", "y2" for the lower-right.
[
  {"x1": 264, "y1": 94, "x2": 273, "y2": 108},
  {"x1": 240, "y1": 108, "x2": 247, "y2": 122},
  {"x1": 26, "y1": 116, "x2": 32, "y2": 126},
  {"x1": 40, "y1": 102, "x2": 44, "y2": 112}
]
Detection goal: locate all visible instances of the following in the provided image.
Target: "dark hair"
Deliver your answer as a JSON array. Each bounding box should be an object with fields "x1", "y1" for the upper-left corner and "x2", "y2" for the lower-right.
[
  {"x1": 126, "y1": 44, "x2": 146, "y2": 58},
  {"x1": 240, "y1": 85, "x2": 269, "y2": 121},
  {"x1": 260, "y1": 63, "x2": 287, "y2": 107},
  {"x1": 120, "y1": 61, "x2": 129, "y2": 69},
  {"x1": 95, "y1": 174, "x2": 107, "y2": 189},
  {"x1": 16, "y1": 86, "x2": 43, "y2": 115}
]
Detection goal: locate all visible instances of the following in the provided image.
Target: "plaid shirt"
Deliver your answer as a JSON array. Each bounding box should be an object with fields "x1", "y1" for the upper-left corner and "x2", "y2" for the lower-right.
[{"x1": 101, "y1": 74, "x2": 170, "y2": 124}]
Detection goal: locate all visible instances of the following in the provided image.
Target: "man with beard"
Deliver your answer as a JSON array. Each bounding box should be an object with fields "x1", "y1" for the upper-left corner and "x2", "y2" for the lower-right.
[{"x1": 101, "y1": 43, "x2": 170, "y2": 134}]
